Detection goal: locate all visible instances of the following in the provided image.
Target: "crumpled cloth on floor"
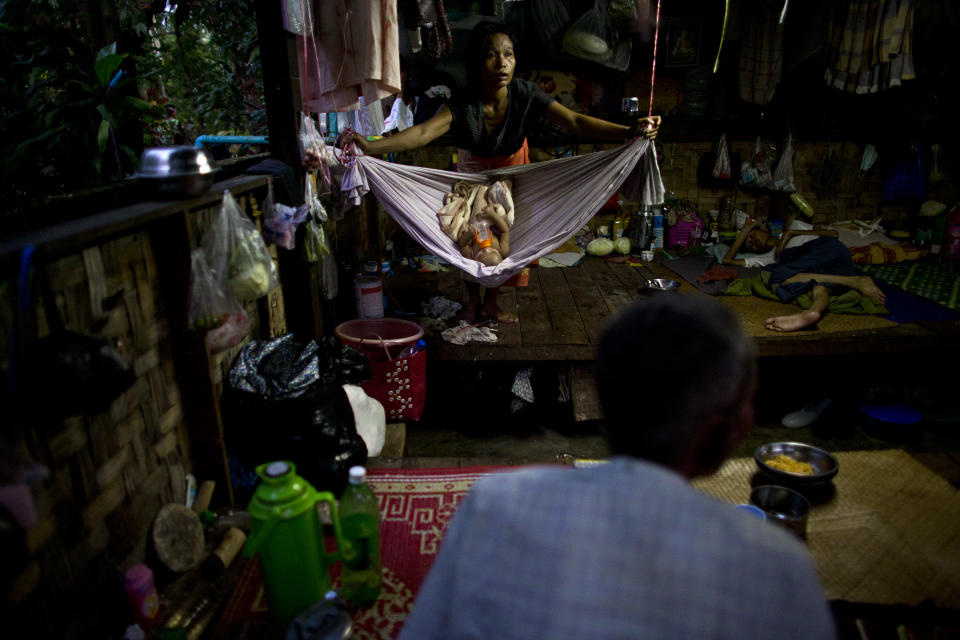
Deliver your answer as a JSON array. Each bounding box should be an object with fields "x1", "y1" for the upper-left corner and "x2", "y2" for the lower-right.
[
  {"x1": 421, "y1": 295, "x2": 462, "y2": 320},
  {"x1": 699, "y1": 264, "x2": 741, "y2": 283},
  {"x1": 441, "y1": 322, "x2": 498, "y2": 345},
  {"x1": 511, "y1": 366, "x2": 535, "y2": 403}
]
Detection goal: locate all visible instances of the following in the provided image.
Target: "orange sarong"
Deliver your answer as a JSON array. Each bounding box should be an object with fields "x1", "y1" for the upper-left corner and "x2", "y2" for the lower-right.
[{"x1": 457, "y1": 139, "x2": 536, "y2": 286}]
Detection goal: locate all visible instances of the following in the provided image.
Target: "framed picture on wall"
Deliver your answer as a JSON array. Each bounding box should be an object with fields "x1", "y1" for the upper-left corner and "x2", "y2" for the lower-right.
[{"x1": 665, "y1": 18, "x2": 701, "y2": 67}]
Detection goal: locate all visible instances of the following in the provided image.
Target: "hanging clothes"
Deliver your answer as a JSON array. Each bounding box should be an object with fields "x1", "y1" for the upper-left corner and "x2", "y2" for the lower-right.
[
  {"x1": 339, "y1": 137, "x2": 665, "y2": 288},
  {"x1": 824, "y1": 0, "x2": 915, "y2": 94},
  {"x1": 400, "y1": 0, "x2": 453, "y2": 58},
  {"x1": 298, "y1": 0, "x2": 401, "y2": 113},
  {"x1": 738, "y1": 3, "x2": 784, "y2": 105}
]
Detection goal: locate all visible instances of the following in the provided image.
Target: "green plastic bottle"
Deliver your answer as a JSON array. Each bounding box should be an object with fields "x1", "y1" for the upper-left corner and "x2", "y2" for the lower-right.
[{"x1": 339, "y1": 466, "x2": 382, "y2": 606}]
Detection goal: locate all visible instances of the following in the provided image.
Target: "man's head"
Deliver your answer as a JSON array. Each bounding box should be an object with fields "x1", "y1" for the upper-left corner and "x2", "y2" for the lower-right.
[
  {"x1": 595, "y1": 296, "x2": 756, "y2": 478},
  {"x1": 743, "y1": 226, "x2": 773, "y2": 253}
]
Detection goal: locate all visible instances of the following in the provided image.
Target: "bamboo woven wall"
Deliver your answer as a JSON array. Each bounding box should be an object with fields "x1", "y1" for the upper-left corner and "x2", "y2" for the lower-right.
[{"x1": 1, "y1": 181, "x2": 281, "y2": 637}]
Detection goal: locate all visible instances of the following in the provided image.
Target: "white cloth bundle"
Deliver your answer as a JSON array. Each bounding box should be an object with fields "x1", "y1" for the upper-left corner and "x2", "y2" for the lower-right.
[{"x1": 343, "y1": 137, "x2": 664, "y2": 287}]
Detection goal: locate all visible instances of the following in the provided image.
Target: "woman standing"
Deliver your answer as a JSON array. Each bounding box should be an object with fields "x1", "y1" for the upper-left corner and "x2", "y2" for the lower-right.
[{"x1": 348, "y1": 22, "x2": 661, "y2": 323}]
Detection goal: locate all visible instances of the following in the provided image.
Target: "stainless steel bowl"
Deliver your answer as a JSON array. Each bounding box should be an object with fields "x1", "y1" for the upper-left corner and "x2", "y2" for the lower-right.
[
  {"x1": 754, "y1": 442, "x2": 839, "y2": 485},
  {"x1": 644, "y1": 278, "x2": 680, "y2": 291},
  {"x1": 135, "y1": 146, "x2": 218, "y2": 198}
]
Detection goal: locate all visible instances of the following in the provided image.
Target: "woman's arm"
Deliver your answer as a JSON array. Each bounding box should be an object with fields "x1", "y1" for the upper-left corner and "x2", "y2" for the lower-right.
[
  {"x1": 721, "y1": 219, "x2": 758, "y2": 266},
  {"x1": 775, "y1": 228, "x2": 838, "y2": 260},
  {"x1": 346, "y1": 105, "x2": 453, "y2": 154},
  {"x1": 545, "y1": 101, "x2": 661, "y2": 140}
]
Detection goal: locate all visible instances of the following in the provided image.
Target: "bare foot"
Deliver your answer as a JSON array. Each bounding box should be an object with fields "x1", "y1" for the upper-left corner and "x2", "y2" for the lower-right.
[
  {"x1": 765, "y1": 310, "x2": 821, "y2": 332},
  {"x1": 854, "y1": 276, "x2": 886, "y2": 305},
  {"x1": 481, "y1": 304, "x2": 517, "y2": 324}
]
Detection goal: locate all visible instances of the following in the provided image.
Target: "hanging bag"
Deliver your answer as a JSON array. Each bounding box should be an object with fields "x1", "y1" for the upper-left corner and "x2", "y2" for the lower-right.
[
  {"x1": 773, "y1": 133, "x2": 796, "y2": 192},
  {"x1": 357, "y1": 336, "x2": 427, "y2": 422},
  {"x1": 203, "y1": 190, "x2": 280, "y2": 301}
]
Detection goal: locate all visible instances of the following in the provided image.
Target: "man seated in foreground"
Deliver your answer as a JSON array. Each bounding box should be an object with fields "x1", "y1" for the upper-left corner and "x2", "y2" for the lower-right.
[{"x1": 398, "y1": 296, "x2": 837, "y2": 640}]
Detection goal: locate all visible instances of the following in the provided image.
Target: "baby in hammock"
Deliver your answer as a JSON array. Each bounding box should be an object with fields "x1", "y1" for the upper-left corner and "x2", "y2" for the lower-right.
[
  {"x1": 438, "y1": 178, "x2": 514, "y2": 266},
  {"x1": 458, "y1": 205, "x2": 510, "y2": 266}
]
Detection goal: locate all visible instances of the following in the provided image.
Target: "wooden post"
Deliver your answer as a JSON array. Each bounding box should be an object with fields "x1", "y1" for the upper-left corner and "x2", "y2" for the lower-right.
[
  {"x1": 150, "y1": 212, "x2": 233, "y2": 505},
  {"x1": 254, "y1": 1, "x2": 324, "y2": 340}
]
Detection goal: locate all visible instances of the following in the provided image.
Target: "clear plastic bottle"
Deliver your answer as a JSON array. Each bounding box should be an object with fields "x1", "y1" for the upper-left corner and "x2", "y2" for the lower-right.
[
  {"x1": 338, "y1": 466, "x2": 382, "y2": 606},
  {"x1": 472, "y1": 217, "x2": 493, "y2": 248}
]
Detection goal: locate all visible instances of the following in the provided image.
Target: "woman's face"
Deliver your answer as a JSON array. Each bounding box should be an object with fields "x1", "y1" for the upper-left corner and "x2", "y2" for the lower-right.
[{"x1": 481, "y1": 33, "x2": 516, "y2": 91}]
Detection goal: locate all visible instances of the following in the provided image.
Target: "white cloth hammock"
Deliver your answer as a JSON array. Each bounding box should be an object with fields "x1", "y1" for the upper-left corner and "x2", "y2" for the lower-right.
[{"x1": 342, "y1": 137, "x2": 664, "y2": 287}]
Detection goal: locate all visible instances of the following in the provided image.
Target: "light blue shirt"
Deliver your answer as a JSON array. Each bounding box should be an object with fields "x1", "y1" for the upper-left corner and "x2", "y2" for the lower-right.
[{"x1": 399, "y1": 458, "x2": 836, "y2": 640}]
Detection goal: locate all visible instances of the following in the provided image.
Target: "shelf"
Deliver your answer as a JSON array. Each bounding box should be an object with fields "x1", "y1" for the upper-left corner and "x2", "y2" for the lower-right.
[{"x1": 0, "y1": 174, "x2": 270, "y2": 267}]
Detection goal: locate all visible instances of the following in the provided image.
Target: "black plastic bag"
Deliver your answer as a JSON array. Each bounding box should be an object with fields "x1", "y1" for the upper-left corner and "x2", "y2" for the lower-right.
[{"x1": 222, "y1": 334, "x2": 371, "y2": 496}]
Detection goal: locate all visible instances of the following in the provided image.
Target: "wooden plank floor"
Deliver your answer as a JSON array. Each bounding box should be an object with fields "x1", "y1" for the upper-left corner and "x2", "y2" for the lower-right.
[{"x1": 416, "y1": 257, "x2": 960, "y2": 362}]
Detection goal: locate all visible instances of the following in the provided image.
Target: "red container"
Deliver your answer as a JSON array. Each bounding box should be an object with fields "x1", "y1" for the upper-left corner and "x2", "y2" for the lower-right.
[{"x1": 334, "y1": 318, "x2": 424, "y2": 361}]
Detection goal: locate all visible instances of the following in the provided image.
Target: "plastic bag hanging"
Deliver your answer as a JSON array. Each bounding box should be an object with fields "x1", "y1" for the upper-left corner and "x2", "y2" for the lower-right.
[
  {"x1": 563, "y1": 0, "x2": 618, "y2": 64},
  {"x1": 187, "y1": 248, "x2": 249, "y2": 353},
  {"x1": 203, "y1": 190, "x2": 281, "y2": 301},
  {"x1": 299, "y1": 112, "x2": 332, "y2": 190},
  {"x1": 264, "y1": 203, "x2": 309, "y2": 250},
  {"x1": 773, "y1": 133, "x2": 796, "y2": 192},
  {"x1": 712, "y1": 134, "x2": 732, "y2": 180}
]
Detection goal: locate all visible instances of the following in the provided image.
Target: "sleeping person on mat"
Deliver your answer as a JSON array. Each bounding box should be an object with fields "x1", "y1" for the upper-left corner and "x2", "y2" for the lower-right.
[
  {"x1": 346, "y1": 21, "x2": 661, "y2": 324},
  {"x1": 722, "y1": 214, "x2": 887, "y2": 332}
]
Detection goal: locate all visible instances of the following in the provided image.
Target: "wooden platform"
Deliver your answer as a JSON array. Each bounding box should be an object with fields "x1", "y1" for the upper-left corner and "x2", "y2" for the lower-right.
[{"x1": 411, "y1": 256, "x2": 960, "y2": 361}]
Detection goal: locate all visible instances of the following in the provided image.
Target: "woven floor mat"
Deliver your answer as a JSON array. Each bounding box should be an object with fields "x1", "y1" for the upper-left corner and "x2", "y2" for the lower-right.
[
  {"x1": 693, "y1": 450, "x2": 960, "y2": 608},
  {"x1": 717, "y1": 295, "x2": 898, "y2": 337}
]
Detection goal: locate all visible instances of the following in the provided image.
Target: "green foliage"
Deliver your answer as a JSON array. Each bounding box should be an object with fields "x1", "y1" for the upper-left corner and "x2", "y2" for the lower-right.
[{"x1": 0, "y1": 0, "x2": 264, "y2": 203}]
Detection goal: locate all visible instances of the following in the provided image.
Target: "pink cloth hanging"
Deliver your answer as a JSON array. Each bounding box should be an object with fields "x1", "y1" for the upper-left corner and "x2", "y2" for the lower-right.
[
  {"x1": 298, "y1": 0, "x2": 401, "y2": 112},
  {"x1": 341, "y1": 138, "x2": 664, "y2": 288}
]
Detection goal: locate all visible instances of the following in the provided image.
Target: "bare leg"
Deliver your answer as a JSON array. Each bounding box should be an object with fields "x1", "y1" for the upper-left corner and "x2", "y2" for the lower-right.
[
  {"x1": 782, "y1": 272, "x2": 886, "y2": 305},
  {"x1": 456, "y1": 282, "x2": 482, "y2": 322},
  {"x1": 481, "y1": 286, "x2": 517, "y2": 324},
  {"x1": 765, "y1": 285, "x2": 830, "y2": 332}
]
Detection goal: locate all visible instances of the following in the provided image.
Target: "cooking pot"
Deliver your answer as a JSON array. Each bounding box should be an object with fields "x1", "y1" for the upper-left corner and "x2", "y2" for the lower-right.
[{"x1": 135, "y1": 146, "x2": 219, "y2": 199}]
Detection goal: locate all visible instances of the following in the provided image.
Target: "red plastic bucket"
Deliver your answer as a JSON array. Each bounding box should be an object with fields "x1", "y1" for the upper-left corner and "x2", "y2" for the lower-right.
[{"x1": 334, "y1": 318, "x2": 424, "y2": 361}]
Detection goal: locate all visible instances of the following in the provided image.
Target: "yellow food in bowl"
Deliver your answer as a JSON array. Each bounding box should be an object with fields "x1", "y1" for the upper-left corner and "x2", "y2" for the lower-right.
[{"x1": 765, "y1": 454, "x2": 815, "y2": 475}]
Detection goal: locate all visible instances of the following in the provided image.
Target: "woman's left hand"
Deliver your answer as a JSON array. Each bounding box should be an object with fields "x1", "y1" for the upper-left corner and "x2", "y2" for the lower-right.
[{"x1": 630, "y1": 115, "x2": 662, "y2": 140}]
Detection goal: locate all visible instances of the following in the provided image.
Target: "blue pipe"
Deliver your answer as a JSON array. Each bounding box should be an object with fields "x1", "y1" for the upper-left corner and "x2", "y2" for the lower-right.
[{"x1": 195, "y1": 135, "x2": 269, "y2": 148}]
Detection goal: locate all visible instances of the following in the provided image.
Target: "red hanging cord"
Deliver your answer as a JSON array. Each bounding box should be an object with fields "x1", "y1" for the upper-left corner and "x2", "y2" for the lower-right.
[{"x1": 648, "y1": 0, "x2": 662, "y2": 118}]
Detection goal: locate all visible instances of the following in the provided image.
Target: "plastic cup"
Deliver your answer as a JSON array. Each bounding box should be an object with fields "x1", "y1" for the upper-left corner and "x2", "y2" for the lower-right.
[{"x1": 733, "y1": 503, "x2": 767, "y2": 521}]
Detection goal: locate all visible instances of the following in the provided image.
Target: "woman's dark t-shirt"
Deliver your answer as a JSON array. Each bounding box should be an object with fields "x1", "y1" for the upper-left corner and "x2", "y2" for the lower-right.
[{"x1": 447, "y1": 78, "x2": 554, "y2": 157}]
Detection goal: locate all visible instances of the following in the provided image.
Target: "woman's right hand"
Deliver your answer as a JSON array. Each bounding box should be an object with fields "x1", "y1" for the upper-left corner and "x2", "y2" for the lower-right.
[{"x1": 343, "y1": 133, "x2": 368, "y2": 153}]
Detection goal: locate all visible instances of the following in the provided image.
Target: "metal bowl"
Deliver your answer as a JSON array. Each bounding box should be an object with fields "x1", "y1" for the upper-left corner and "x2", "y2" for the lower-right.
[
  {"x1": 135, "y1": 146, "x2": 219, "y2": 198},
  {"x1": 644, "y1": 278, "x2": 680, "y2": 291},
  {"x1": 754, "y1": 442, "x2": 839, "y2": 485}
]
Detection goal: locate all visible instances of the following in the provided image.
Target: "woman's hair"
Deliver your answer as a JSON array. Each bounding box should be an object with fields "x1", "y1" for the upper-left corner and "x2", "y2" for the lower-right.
[{"x1": 465, "y1": 21, "x2": 517, "y2": 93}]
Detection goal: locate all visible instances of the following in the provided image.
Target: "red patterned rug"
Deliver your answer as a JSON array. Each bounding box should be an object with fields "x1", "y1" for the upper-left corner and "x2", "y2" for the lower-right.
[{"x1": 212, "y1": 466, "x2": 510, "y2": 640}]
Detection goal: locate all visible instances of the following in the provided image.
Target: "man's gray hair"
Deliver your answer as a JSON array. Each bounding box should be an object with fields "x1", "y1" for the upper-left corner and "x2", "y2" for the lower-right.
[{"x1": 595, "y1": 295, "x2": 756, "y2": 465}]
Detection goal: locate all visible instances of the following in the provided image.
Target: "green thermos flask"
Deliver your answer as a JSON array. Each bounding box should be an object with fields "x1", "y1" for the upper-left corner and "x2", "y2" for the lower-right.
[{"x1": 242, "y1": 461, "x2": 347, "y2": 627}]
